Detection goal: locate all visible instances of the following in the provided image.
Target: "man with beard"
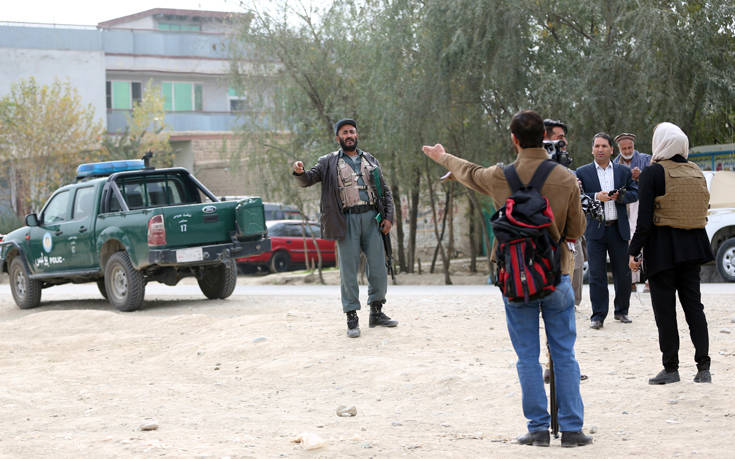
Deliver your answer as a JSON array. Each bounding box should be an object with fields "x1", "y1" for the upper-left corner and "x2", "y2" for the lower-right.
[
  {"x1": 292, "y1": 119, "x2": 397, "y2": 338},
  {"x1": 613, "y1": 133, "x2": 651, "y2": 290}
]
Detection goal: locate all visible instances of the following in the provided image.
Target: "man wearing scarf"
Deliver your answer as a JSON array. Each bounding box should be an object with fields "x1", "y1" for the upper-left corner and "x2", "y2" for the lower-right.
[
  {"x1": 628, "y1": 122, "x2": 712, "y2": 385},
  {"x1": 614, "y1": 133, "x2": 651, "y2": 289}
]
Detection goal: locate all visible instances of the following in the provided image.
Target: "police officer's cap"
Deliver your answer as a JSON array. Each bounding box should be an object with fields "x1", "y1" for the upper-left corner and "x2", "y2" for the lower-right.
[{"x1": 334, "y1": 118, "x2": 357, "y2": 135}]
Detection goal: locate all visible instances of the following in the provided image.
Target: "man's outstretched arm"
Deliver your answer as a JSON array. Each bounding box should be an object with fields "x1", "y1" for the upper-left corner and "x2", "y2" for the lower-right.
[{"x1": 422, "y1": 144, "x2": 498, "y2": 196}]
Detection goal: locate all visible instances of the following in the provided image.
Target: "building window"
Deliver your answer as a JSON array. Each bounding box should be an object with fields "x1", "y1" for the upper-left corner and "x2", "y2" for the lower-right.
[
  {"x1": 228, "y1": 87, "x2": 248, "y2": 112},
  {"x1": 158, "y1": 23, "x2": 201, "y2": 31},
  {"x1": 106, "y1": 81, "x2": 142, "y2": 109},
  {"x1": 161, "y1": 82, "x2": 203, "y2": 111}
]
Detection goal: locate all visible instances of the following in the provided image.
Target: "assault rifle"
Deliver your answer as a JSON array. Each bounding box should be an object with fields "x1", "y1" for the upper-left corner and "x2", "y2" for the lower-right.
[{"x1": 371, "y1": 168, "x2": 395, "y2": 281}]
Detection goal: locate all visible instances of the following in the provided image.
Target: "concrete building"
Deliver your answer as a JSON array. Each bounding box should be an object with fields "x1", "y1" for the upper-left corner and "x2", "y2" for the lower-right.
[{"x1": 0, "y1": 8, "x2": 264, "y2": 197}]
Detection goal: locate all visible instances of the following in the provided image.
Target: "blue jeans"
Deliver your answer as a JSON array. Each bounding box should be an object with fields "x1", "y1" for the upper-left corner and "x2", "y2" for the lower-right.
[{"x1": 502, "y1": 275, "x2": 584, "y2": 432}]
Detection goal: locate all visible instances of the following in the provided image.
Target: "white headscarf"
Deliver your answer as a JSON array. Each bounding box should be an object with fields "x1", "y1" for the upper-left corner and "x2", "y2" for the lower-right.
[{"x1": 651, "y1": 122, "x2": 689, "y2": 162}]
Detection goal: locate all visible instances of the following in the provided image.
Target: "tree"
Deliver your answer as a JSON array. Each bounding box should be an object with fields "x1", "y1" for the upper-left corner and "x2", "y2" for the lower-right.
[
  {"x1": 0, "y1": 77, "x2": 103, "y2": 215},
  {"x1": 102, "y1": 81, "x2": 173, "y2": 167}
]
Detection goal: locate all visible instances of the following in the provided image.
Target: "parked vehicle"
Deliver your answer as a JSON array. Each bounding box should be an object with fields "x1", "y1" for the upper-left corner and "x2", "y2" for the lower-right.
[
  {"x1": 237, "y1": 220, "x2": 336, "y2": 273},
  {"x1": 1, "y1": 159, "x2": 270, "y2": 311},
  {"x1": 704, "y1": 171, "x2": 735, "y2": 281}
]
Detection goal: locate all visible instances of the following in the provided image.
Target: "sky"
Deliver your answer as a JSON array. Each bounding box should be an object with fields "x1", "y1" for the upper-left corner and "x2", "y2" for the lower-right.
[{"x1": 2, "y1": 0, "x2": 330, "y2": 26}]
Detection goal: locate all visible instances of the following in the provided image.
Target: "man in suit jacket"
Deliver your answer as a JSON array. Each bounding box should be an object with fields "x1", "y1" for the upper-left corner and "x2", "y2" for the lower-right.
[{"x1": 576, "y1": 133, "x2": 638, "y2": 329}]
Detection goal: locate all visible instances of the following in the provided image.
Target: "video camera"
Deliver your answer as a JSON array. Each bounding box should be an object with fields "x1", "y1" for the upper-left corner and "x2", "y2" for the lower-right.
[
  {"x1": 543, "y1": 139, "x2": 572, "y2": 167},
  {"x1": 580, "y1": 193, "x2": 604, "y2": 224}
]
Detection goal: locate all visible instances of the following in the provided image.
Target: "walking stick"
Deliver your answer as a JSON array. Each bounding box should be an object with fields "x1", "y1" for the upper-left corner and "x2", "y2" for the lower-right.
[{"x1": 548, "y1": 343, "x2": 559, "y2": 438}]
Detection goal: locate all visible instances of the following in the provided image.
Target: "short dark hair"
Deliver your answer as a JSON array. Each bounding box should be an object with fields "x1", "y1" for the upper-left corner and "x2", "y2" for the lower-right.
[
  {"x1": 510, "y1": 110, "x2": 545, "y2": 148},
  {"x1": 592, "y1": 132, "x2": 614, "y2": 148},
  {"x1": 543, "y1": 118, "x2": 568, "y2": 137}
]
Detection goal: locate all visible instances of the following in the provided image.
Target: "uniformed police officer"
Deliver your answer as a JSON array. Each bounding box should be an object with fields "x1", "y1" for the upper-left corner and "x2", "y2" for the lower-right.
[
  {"x1": 629, "y1": 122, "x2": 712, "y2": 384},
  {"x1": 292, "y1": 119, "x2": 397, "y2": 338}
]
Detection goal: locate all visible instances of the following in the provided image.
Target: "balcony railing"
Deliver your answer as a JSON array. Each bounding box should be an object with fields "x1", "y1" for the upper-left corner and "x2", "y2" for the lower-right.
[{"x1": 107, "y1": 110, "x2": 271, "y2": 133}]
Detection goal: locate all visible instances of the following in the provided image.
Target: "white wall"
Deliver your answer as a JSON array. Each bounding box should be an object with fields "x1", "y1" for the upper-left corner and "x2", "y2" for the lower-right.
[{"x1": 0, "y1": 48, "x2": 106, "y2": 123}]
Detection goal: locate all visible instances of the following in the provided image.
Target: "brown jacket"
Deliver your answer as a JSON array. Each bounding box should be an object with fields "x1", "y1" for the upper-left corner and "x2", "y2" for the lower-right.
[{"x1": 437, "y1": 147, "x2": 586, "y2": 274}]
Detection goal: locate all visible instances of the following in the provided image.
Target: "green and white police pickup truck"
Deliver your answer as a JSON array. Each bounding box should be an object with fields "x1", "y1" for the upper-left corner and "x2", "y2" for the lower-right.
[{"x1": 0, "y1": 159, "x2": 270, "y2": 311}]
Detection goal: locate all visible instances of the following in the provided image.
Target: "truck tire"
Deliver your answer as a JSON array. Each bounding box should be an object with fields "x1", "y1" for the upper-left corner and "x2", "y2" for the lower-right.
[
  {"x1": 9, "y1": 257, "x2": 42, "y2": 309},
  {"x1": 198, "y1": 258, "x2": 237, "y2": 299},
  {"x1": 96, "y1": 278, "x2": 108, "y2": 299},
  {"x1": 716, "y1": 238, "x2": 735, "y2": 282},
  {"x1": 269, "y1": 250, "x2": 290, "y2": 273},
  {"x1": 105, "y1": 251, "x2": 145, "y2": 312}
]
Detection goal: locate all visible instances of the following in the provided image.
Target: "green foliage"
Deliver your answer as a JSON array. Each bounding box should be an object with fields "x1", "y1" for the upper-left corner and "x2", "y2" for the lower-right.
[
  {"x1": 0, "y1": 212, "x2": 23, "y2": 234},
  {"x1": 101, "y1": 81, "x2": 173, "y2": 168},
  {"x1": 0, "y1": 77, "x2": 104, "y2": 214}
]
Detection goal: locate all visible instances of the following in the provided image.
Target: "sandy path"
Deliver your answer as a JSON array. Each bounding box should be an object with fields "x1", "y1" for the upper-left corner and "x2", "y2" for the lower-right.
[{"x1": 0, "y1": 275, "x2": 733, "y2": 458}]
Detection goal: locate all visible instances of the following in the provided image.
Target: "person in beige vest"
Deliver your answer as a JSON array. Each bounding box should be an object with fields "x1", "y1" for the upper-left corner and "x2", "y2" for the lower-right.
[{"x1": 628, "y1": 122, "x2": 712, "y2": 385}]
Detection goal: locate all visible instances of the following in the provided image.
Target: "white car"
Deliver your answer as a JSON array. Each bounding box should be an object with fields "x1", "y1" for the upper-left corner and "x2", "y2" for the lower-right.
[{"x1": 704, "y1": 171, "x2": 735, "y2": 282}]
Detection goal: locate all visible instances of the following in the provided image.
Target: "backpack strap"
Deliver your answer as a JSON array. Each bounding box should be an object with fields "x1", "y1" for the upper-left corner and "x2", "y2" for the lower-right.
[
  {"x1": 502, "y1": 165, "x2": 524, "y2": 193},
  {"x1": 503, "y1": 160, "x2": 559, "y2": 192},
  {"x1": 528, "y1": 160, "x2": 559, "y2": 191}
]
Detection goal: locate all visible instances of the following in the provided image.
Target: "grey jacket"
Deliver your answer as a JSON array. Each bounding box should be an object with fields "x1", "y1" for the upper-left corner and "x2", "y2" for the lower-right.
[{"x1": 293, "y1": 149, "x2": 395, "y2": 241}]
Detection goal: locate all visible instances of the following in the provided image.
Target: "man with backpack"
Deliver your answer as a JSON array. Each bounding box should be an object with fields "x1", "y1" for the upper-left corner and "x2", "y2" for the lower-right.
[{"x1": 422, "y1": 110, "x2": 591, "y2": 447}]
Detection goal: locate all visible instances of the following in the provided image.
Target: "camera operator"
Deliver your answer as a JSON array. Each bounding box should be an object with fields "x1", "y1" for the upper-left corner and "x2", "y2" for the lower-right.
[{"x1": 544, "y1": 119, "x2": 584, "y2": 306}]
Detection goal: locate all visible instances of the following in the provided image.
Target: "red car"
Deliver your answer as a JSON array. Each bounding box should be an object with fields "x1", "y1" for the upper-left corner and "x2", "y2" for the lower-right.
[{"x1": 236, "y1": 220, "x2": 336, "y2": 273}]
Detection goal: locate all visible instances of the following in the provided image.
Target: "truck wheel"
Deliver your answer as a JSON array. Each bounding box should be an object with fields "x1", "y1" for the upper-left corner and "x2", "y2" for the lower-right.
[
  {"x1": 9, "y1": 257, "x2": 42, "y2": 309},
  {"x1": 269, "y1": 251, "x2": 290, "y2": 273},
  {"x1": 105, "y1": 251, "x2": 145, "y2": 312},
  {"x1": 96, "y1": 278, "x2": 108, "y2": 299},
  {"x1": 716, "y1": 238, "x2": 735, "y2": 282},
  {"x1": 198, "y1": 258, "x2": 237, "y2": 299}
]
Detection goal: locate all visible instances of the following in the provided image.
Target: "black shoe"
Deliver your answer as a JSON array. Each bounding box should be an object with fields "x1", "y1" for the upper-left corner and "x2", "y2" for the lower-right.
[
  {"x1": 346, "y1": 311, "x2": 360, "y2": 338},
  {"x1": 561, "y1": 431, "x2": 593, "y2": 447},
  {"x1": 590, "y1": 320, "x2": 603, "y2": 330},
  {"x1": 648, "y1": 369, "x2": 680, "y2": 385},
  {"x1": 369, "y1": 301, "x2": 398, "y2": 328},
  {"x1": 516, "y1": 430, "x2": 550, "y2": 447},
  {"x1": 694, "y1": 369, "x2": 712, "y2": 383},
  {"x1": 614, "y1": 314, "x2": 632, "y2": 323}
]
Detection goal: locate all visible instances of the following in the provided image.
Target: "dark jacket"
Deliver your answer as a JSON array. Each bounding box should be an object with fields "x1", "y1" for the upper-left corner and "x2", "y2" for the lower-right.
[
  {"x1": 576, "y1": 162, "x2": 638, "y2": 241},
  {"x1": 628, "y1": 155, "x2": 713, "y2": 277},
  {"x1": 293, "y1": 149, "x2": 395, "y2": 241}
]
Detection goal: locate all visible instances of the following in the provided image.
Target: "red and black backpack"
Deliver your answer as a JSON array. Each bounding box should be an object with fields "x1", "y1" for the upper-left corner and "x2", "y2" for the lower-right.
[{"x1": 491, "y1": 160, "x2": 564, "y2": 302}]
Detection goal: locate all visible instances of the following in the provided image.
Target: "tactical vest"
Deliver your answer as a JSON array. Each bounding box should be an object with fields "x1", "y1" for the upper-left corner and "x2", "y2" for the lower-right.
[
  {"x1": 336, "y1": 154, "x2": 377, "y2": 208},
  {"x1": 653, "y1": 160, "x2": 709, "y2": 229}
]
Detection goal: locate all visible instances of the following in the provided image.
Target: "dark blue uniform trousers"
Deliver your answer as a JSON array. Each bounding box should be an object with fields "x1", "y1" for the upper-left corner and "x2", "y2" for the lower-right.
[{"x1": 586, "y1": 224, "x2": 631, "y2": 323}]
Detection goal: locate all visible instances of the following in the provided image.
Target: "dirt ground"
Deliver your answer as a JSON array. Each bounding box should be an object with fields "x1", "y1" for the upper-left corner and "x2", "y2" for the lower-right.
[{"x1": 0, "y1": 268, "x2": 733, "y2": 458}]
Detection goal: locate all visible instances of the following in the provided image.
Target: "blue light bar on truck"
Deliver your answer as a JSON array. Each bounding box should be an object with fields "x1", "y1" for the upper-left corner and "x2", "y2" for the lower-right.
[{"x1": 76, "y1": 160, "x2": 146, "y2": 179}]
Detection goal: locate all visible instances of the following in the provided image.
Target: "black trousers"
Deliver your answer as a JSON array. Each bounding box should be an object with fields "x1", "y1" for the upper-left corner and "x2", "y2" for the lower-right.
[
  {"x1": 648, "y1": 263, "x2": 710, "y2": 372},
  {"x1": 586, "y1": 225, "x2": 631, "y2": 322}
]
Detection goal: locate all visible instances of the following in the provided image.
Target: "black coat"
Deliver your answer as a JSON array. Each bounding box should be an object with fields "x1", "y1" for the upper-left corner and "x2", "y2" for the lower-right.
[
  {"x1": 628, "y1": 155, "x2": 713, "y2": 277},
  {"x1": 293, "y1": 149, "x2": 395, "y2": 241}
]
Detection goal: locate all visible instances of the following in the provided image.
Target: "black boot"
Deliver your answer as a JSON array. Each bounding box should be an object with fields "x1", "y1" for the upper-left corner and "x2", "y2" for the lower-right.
[
  {"x1": 561, "y1": 431, "x2": 593, "y2": 447},
  {"x1": 516, "y1": 430, "x2": 550, "y2": 447},
  {"x1": 346, "y1": 310, "x2": 360, "y2": 338},
  {"x1": 369, "y1": 301, "x2": 398, "y2": 328}
]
